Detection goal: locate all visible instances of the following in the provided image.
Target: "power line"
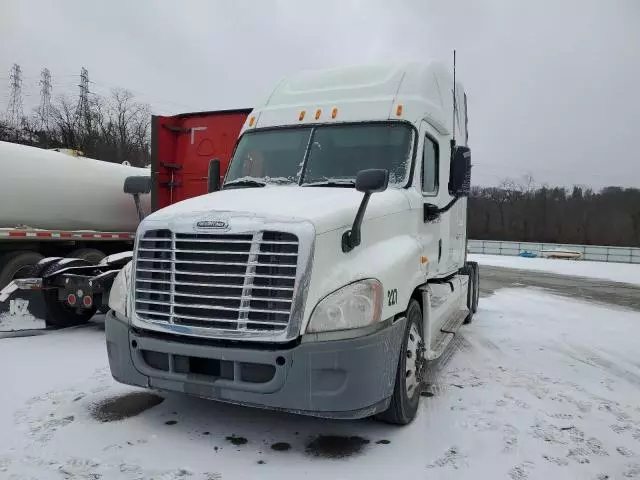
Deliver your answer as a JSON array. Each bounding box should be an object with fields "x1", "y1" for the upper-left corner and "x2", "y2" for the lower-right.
[{"x1": 2, "y1": 68, "x2": 201, "y2": 114}]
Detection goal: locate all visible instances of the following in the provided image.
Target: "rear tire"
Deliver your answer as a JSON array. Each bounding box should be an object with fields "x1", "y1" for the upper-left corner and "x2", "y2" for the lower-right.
[
  {"x1": 377, "y1": 299, "x2": 423, "y2": 425},
  {"x1": 0, "y1": 251, "x2": 45, "y2": 289},
  {"x1": 41, "y1": 259, "x2": 97, "y2": 328}
]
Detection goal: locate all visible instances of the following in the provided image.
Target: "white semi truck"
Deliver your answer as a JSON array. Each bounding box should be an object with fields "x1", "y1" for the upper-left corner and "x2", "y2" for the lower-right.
[{"x1": 104, "y1": 61, "x2": 479, "y2": 425}]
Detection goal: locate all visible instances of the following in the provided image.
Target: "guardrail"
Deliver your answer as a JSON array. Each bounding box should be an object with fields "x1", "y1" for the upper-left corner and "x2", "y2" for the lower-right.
[{"x1": 468, "y1": 240, "x2": 640, "y2": 264}]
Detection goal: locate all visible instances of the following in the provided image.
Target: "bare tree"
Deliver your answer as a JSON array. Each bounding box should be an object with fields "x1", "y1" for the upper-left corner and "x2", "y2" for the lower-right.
[{"x1": 50, "y1": 95, "x2": 79, "y2": 149}]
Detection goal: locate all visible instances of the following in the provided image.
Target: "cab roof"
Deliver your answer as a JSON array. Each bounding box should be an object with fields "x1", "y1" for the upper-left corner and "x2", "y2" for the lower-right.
[{"x1": 249, "y1": 61, "x2": 466, "y2": 139}]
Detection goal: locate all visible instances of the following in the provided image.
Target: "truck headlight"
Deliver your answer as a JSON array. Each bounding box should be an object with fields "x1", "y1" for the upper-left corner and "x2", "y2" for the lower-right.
[
  {"x1": 108, "y1": 261, "x2": 132, "y2": 319},
  {"x1": 306, "y1": 279, "x2": 383, "y2": 333}
]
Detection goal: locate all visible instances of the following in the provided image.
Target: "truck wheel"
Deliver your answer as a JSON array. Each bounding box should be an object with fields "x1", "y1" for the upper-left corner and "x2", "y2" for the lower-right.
[
  {"x1": 0, "y1": 251, "x2": 45, "y2": 289},
  {"x1": 41, "y1": 259, "x2": 97, "y2": 328},
  {"x1": 66, "y1": 248, "x2": 105, "y2": 265},
  {"x1": 377, "y1": 299, "x2": 423, "y2": 425}
]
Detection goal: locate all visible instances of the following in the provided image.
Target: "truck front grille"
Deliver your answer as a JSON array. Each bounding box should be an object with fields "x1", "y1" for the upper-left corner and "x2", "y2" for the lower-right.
[{"x1": 134, "y1": 229, "x2": 298, "y2": 333}]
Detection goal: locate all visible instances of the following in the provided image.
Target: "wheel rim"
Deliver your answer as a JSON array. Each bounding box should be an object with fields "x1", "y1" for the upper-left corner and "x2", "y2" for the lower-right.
[{"x1": 405, "y1": 322, "x2": 422, "y2": 397}]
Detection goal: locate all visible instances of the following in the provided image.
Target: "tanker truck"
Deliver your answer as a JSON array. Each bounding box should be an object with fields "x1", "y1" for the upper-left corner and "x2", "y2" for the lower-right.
[
  {"x1": 0, "y1": 108, "x2": 250, "y2": 326},
  {"x1": 0, "y1": 141, "x2": 150, "y2": 321}
]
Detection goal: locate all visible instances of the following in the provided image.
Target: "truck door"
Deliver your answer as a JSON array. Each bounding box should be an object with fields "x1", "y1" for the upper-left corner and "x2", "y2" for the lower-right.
[
  {"x1": 417, "y1": 120, "x2": 453, "y2": 277},
  {"x1": 440, "y1": 162, "x2": 465, "y2": 275}
]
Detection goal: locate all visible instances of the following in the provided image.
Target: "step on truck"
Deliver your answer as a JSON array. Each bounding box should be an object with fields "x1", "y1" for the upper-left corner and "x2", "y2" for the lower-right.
[
  {"x1": 105, "y1": 61, "x2": 479, "y2": 425},
  {"x1": 0, "y1": 109, "x2": 249, "y2": 326}
]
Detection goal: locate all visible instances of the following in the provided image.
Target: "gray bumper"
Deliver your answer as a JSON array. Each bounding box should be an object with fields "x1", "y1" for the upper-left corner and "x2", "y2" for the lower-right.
[{"x1": 105, "y1": 312, "x2": 406, "y2": 419}]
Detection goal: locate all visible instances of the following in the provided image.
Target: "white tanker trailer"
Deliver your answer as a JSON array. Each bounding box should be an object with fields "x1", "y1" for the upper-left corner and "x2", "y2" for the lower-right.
[{"x1": 0, "y1": 141, "x2": 150, "y2": 322}]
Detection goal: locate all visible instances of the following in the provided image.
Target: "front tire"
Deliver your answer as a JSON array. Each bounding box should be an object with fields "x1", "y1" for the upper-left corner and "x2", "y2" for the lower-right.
[{"x1": 377, "y1": 299, "x2": 423, "y2": 425}]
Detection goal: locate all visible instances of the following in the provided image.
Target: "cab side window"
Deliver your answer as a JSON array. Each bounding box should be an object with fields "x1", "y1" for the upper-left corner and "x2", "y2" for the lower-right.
[{"x1": 422, "y1": 135, "x2": 439, "y2": 195}]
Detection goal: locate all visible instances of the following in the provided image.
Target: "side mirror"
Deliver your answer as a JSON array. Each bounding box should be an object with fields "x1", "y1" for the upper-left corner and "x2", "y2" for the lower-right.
[
  {"x1": 208, "y1": 158, "x2": 221, "y2": 193},
  {"x1": 342, "y1": 169, "x2": 389, "y2": 253},
  {"x1": 449, "y1": 146, "x2": 471, "y2": 196},
  {"x1": 355, "y1": 168, "x2": 389, "y2": 194},
  {"x1": 123, "y1": 176, "x2": 151, "y2": 222},
  {"x1": 123, "y1": 176, "x2": 151, "y2": 195}
]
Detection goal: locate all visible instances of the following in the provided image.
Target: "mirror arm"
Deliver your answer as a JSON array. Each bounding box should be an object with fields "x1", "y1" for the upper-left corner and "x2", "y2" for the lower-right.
[
  {"x1": 132, "y1": 193, "x2": 146, "y2": 222},
  {"x1": 439, "y1": 195, "x2": 461, "y2": 214},
  {"x1": 342, "y1": 192, "x2": 372, "y2": 253},
  {"x1": 123, "y1": 176, "x2": 151, "y2": 222},
  {"x1": 424, "y1": 195, "x2": 462, "y2": 222}
]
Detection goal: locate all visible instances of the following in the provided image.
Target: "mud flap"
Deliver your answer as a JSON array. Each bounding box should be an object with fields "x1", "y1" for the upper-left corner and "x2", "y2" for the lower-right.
[{"x1": 0, "y1": 290, "x2": 46, "y2": 321}]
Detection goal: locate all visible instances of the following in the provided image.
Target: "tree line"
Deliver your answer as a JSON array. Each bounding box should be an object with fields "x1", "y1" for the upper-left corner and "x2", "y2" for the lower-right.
[
  {"x1": 469, "y1": 179, "x2": 640, "y2": 247},
  {"x1": 1, "y1": 89, "x2": 151, "y2": 167}
]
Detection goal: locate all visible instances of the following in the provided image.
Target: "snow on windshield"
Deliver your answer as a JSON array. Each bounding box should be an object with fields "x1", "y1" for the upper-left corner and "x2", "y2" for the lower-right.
[
  {"x1": 225, "y1": 175, "x2": 297, "y2": 186},
  {"x1": 224, "y1": 123, "x2": 414, "y2": 187}
]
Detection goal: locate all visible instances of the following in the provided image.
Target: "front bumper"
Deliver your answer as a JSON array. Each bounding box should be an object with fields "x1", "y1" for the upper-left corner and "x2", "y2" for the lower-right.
[{"x1": 105, "y1": 311, "x2": 406, "y2": 419}]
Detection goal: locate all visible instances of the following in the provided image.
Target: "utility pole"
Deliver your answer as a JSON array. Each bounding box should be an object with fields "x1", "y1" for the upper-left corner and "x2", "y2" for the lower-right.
[
  {"x1": 38, "y1": 68, "x2": 52, "y2": 132},
  {"x1": 76, "y1": 66, "x2": 90, "y2": 133},
  {"x1": 6, "y1": 64, "x2": 24, "y2": 137}
]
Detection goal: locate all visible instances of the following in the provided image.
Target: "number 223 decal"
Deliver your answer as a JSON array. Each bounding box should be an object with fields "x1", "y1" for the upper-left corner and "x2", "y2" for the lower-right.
[{"x1": 387, "y1": 288, "x2": 398, "y2": 306}]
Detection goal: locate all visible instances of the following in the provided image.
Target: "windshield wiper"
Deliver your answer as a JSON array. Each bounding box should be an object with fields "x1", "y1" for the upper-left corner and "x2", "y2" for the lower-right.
[
  {"x1": 223, "y1": 179, "x2": 267, "y2": 189},
  {"x1": 304, "y1": 180, "x2": 356, "y2": 188}
]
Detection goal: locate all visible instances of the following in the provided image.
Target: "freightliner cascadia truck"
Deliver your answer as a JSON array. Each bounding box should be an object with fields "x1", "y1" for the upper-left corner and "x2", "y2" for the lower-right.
[{"x1": 106, "y1": 61, "x2": 478, "y2": 425}]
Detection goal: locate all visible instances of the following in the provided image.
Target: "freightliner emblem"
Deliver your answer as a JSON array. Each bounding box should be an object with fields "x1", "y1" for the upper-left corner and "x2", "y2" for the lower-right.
[{"x1": 195, "y1": 219, "x2": 229, "y2": 230}]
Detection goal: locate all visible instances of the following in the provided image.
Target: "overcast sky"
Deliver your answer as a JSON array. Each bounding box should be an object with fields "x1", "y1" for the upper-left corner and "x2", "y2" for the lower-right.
[{"x1": 1, "y1": 0, "x2": 639, "y2": 189}]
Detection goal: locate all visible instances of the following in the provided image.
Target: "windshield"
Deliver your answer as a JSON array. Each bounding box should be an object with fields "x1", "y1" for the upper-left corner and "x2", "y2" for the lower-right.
[{"x1": 224, "y1": 123, "x2": 414, "y2": 187}]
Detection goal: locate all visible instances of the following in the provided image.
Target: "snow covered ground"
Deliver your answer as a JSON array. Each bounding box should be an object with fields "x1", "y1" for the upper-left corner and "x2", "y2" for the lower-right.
[
  {"x1": 470, "y1": 253, "x2": 640, "y2": 286},
  {"x1": 2, "y1": 286, "x2": 640, "y2": 479},
  {"x1": 0, "y1": 310, "x2": 45, "y2": 332}
]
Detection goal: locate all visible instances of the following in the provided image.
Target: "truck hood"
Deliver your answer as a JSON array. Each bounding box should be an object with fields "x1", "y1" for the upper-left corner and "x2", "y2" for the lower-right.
[{"x1": 145, "y1": 186, "x2": 410, "y2": 234}]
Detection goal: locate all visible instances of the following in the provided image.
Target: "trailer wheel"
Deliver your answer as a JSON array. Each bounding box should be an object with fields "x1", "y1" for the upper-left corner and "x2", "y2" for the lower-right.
[
  {"x1": 0, "y1": 251, "x2": 45, "y2": 289},
  {"x1": 377, "y1": 299, "x2": 423, "y2": 425},
  {"x1": 41, "y1": 259, "x2": 97, "y2": 328},
  {"x1": 66, "y1": 248, "x2": 105, "y2": 265}
]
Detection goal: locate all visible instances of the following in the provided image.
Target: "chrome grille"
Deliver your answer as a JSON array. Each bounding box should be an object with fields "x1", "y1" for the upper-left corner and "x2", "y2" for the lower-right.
[{"x1": 134, "y1": 229, "x2": 299, "y2": 333}]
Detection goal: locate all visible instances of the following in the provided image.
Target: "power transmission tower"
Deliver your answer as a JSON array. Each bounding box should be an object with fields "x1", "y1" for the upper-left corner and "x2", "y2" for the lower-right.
[
  {"x1": 6, "y1": 63, "x2": 24, "y2": 134},
  {"x1": 38, "y1": 68, "x2": 52, "y2": 131},
  {"x1": 76, "y1": 67, "x2": 91, "y2": 132}
]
